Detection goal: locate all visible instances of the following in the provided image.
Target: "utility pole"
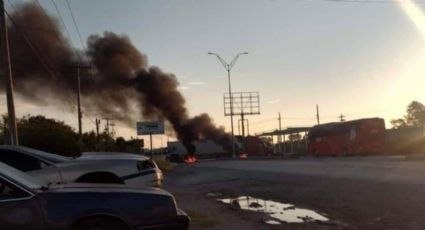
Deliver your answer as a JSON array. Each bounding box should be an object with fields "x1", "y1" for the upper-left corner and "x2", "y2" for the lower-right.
[
  {"x1": 316, "y1": 104, "x2": 320, "y2": 125},
  {"x1": 0, "y1": 0, "x2": 18, "y2": 145},
  {"x1": 109, "y1": 121, "x2": 115, "y2": 136},
  {"x1": 95, "y1": 118, "x2": 100, "y2": 137},
  {"x1": 278, "y1": 112, "x2": 282, "y2": 154},
  {"x1": 246, "y1": 119, "x2": 249, "y2": 136},
  {"x1": 68, "y1": 64, "x2": 91, "y2": 139},
  {"x1": 241, "y1": 113, "x2": 245, "y2": 137},
  {"x1": 149, "y1": 133, "x2": 153, "y2": 157},
  {"x1": 104, "y1": 118, "x2": 110, "y2": 135},
  {"x1": 208, "y1": 52, "x2": 248, "y2": 158},
  {"x1": 77, "y1": 67, "x2": 82, "y2": 137},
  {"x1": 339, "y1": 114, "x2": 345, "y2": 122}
]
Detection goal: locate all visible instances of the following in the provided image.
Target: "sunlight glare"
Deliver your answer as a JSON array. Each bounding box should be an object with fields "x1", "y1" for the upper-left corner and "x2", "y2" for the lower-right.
[{"x1": 398, "y1": 0, "x2": 425, "y2": 38}]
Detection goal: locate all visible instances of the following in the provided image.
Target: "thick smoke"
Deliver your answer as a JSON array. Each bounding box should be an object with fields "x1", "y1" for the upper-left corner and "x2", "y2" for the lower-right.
[{"x1": 4, "y1": 3, "x2": 232, "y2": 153}]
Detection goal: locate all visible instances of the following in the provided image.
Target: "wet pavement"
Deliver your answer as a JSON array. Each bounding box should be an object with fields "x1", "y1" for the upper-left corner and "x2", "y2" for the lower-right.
[{"x1": 217, "y1": 195, "x2": 329, "y2": 224}]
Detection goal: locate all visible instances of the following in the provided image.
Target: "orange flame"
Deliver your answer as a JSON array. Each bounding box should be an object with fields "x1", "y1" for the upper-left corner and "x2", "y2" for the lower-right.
[
  {"x1": 184, "y1": 155, "x2": 198, "y2": 164},
  {"x1": 239, "y1": 153, "x2": 248, "y2": 159}
]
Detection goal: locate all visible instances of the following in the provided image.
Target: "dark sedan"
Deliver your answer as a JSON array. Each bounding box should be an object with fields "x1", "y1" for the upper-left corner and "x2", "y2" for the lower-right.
[{"x1": 0, "y1": 162, "x2": 189, "y2": 230}]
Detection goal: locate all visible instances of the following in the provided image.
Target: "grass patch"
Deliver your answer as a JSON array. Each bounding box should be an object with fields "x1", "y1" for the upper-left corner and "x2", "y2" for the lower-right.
[{"x1": 186, "y1": 209, "x2": 221, "y2": 228}]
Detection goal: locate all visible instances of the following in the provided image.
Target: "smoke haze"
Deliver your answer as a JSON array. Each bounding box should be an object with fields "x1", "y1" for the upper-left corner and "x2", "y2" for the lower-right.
[{"x1": 3, "y1": 3, "x2": 232, "y2": 152}]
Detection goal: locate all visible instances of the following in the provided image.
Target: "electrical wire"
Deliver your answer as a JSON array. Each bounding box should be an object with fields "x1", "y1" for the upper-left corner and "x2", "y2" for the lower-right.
[
  {"x1": 64, "y1": 0, "x2": 85, "y2": 49},
  {"x1": 33, "y1": 0, "x2": 43, "y2": 8},
  {"x1": 291, "y1": 0, "x2": 425, "y2": 4},
  {"x1": 49, "y1": 0, "x2": 74, "y2": 48},
  {"x1": 2, "y1": 5, "x2": 97, "y2": 127},
  {"x1": 13, "y1": 0, "x2": 100, "y2": 128},
  {"x1": 3, "y1": 5, "x2": 59, "y2": 81}
]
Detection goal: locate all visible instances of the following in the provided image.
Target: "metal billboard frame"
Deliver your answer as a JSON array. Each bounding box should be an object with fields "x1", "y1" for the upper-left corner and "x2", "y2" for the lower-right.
[{"x1": 223, "y1": 91, "x2": 260, "y2": 116}]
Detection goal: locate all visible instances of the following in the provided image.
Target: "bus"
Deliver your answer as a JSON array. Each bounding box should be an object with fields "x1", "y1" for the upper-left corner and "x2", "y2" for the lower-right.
[{"x1": 307, "y1": 118, "x2": 385, "y2": 156}]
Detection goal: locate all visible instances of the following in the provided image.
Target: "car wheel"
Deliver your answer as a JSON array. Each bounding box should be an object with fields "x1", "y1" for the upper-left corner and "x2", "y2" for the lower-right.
[{"x1": 73, "y1": 217, "x2": 129, "y2": 230}]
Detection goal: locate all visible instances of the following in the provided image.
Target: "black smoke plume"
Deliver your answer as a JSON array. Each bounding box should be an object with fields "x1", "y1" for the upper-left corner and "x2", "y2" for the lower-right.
[{"x1": 4, "y1": 3, "x2": 233, "y2": 152}]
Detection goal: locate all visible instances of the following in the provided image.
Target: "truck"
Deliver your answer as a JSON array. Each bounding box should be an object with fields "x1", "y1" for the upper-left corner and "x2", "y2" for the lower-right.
[
  {"x1": 307, "y1": 118, "x2": 386, "y2": 156},
  {"x1": 237, "y1": 135, "x2": 273, "y2": 155},
  {"x1": 166, "y1": 139, "x2": 231, "y2": 162}
]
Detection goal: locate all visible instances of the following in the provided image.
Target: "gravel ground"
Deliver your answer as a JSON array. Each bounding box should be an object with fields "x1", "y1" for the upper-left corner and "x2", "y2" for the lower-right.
[{"x1": 164, "y1": 157, "x2": 425, "y2": 230}]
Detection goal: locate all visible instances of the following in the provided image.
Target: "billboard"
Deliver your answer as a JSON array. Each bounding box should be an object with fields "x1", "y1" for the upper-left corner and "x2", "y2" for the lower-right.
[
  {"x1": 137, "y1": 121, "x2": 165, "y2": 135},
  {"x1": 223, "y1": 91, "x2": 260, "y2": 116}
]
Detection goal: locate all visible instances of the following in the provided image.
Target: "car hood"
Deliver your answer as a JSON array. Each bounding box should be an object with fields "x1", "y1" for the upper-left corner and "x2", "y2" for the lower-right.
[
  {"x1": 36, "y1": 182, "x2": 171, "y2": 196},
  {"x1": 76, "y1": 152, "x2": 149, "y2": 161}
]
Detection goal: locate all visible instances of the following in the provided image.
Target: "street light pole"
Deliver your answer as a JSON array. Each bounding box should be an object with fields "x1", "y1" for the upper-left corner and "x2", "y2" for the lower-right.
[
  {"x1": 226, "y1": 67, "x2": 235, "y2": 157},
  {"x1": 208, "y1": 52, "x2": 248, "y2": 158}
]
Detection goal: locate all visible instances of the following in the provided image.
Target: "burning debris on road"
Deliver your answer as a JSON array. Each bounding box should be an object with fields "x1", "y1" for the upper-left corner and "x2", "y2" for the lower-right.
[{"x1": 4, "y1": 2, "x2": 232, "y2": 152}]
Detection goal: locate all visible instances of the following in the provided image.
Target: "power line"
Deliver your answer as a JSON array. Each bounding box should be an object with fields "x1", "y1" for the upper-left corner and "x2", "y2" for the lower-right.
[
  {"x1": 4, "y1": 2, "x2": 105, "y2": 134},
  {"x1": 49, "y1": 0, "x2": 97, "y2": 131},
  {"x1": 299, "y1": 0, "x2": 425, "y2": 3},
  {"x1": 33, "y1": 0, "x2": 43, "y2": 8},
  {"x1": 49, "y1": 0, "x2": 73, "y2": 46},
  {"x1": 6, "y1": 0, "x2": 15, "y2": 9},
  {"x1": 62, "y1": 0, "x2": 108, "y2": 127},
  {"x1": 3, "y1": 6, "x2": 59, "y2": 81},
  {"x1": 333, "y1": 0, "x2": 425, "y2": 3},
  {"x1": 64, "y1": 0, "x2": 85, "y2": 49},
  {"x1": 4, "y1": 6, "x2": 93, "y2": 123}
]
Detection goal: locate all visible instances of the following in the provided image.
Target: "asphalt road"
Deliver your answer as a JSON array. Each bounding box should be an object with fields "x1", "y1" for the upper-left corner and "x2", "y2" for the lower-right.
[{"x1": 165, "y1": 156, "x2": 425, "y2": 230}]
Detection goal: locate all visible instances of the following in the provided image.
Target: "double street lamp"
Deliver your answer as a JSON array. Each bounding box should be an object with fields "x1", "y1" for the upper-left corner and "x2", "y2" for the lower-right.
[{"x1": 208, "y1": 52, "x2": 248, "y2": 158}]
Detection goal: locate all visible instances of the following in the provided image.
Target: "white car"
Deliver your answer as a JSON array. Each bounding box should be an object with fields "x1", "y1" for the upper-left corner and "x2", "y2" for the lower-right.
[{"x1": 0, "y1": 145, "x2": 164, "y2": 187}]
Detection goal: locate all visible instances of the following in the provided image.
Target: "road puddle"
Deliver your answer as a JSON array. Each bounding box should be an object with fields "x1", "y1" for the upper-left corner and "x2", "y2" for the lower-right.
[{"x1": 218, "y1": 196, "x2": 329, "y2": 224}]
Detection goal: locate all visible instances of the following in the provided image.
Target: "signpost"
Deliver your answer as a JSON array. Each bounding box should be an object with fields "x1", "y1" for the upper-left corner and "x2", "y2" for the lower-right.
[{"x1": 137, "y1": 121, "x2": 164, "y2": 157}]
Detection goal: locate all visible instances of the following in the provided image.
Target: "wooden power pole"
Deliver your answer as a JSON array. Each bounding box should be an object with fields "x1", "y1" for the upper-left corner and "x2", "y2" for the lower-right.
[
  {"x1": 104, "y1": 118, "x2": 111, "y2": 135},
  {"x1": 0, "y1": 1, "x2": 18, "y2": 145},
  {"x1": 95, "y1": 118, "x2": 100, "y2": 137},
  {"x1": 339, "y1": 114, "x2": 345, "y2": 122},
  {"x1": 68, "y1": 64, "x2": 91, "y2": 139},
  {"x1": 278, "y1": 112, "x2": 282, "y2": 154},
  {"x1": 316, "y1": 104, "x2": 320, "y2": 125}
]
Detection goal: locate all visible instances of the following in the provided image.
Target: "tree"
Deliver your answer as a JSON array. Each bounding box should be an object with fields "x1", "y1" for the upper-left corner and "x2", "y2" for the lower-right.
[
  {"x1": 81, "y1": 131, "x2": 98, "y2": 151},
  {"x1": 405, "y1": 101, "x2": 425, "y2": 127},
  {"x1": 391, "y1": 101, "x2": 425, "y2": 129},
  {"x1": 390, "y1": 119, "x2": 407, "y2": 129},
  {"x1": 2, "y1": 114, "x2": 145, "y2": 156},
  {"x1": 288, "y1": 133, "x2": 301, "y2": 142},
  {"x1": 17, "y1": 115, "x2": 79, "y2": 156}
]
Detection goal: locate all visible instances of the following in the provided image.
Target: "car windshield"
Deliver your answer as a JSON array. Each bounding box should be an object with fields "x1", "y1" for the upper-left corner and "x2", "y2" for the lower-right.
[{"x1": 0, "y1": 162, "x2": 45, "y2": 190}]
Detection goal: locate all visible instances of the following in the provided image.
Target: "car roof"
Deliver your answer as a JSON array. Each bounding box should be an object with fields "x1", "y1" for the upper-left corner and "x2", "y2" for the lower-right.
[{"x1": 0, "y1": 145, "x2": 71, "y2": 163}]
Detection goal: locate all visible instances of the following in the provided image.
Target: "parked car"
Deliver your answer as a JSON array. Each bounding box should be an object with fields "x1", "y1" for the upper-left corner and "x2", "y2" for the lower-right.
[
  {"x1": 0, "y1": 161, "x2": 189, "y2": 230},
  {"x1": 0, "y1": 145, "x2": 163, "y2": 187}
]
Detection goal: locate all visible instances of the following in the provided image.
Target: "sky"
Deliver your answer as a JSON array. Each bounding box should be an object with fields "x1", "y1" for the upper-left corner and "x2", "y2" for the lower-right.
[{"x1": 3, "y1": 0, "x2": 425, "y2": 147}]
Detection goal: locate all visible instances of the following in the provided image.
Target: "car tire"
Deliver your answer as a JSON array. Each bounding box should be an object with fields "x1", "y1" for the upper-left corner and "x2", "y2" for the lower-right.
[{"x1": 73, "y1": 217, "x2": 129, "y2": 230}]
